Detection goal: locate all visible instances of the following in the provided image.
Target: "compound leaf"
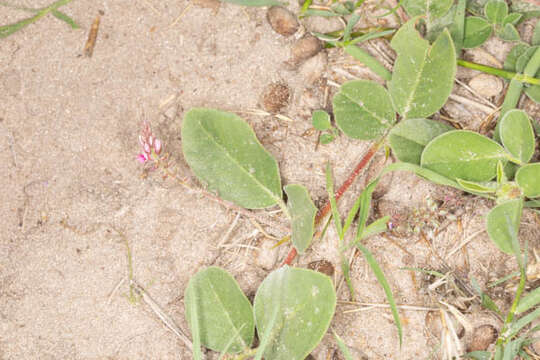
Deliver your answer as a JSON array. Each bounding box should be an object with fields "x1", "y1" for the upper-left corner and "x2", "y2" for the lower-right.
[
  {"x1": 463, "y1": 16, "x2": 492, "y2": 48},
  {"x1": 485, "y1": 0, "x2": 508, "y2": 24},
  {"x1": 182, "y1": 108, "x2": 282, "y2": 209}
]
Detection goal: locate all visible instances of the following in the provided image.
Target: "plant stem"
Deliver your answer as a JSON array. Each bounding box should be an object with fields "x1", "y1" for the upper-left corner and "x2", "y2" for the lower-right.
[
  {"x1": 457, "y1": 59, "x2": 540, "y2": 85},
  {"x1": 283, "y1": 137, "x2": 385, "y2": 265}
]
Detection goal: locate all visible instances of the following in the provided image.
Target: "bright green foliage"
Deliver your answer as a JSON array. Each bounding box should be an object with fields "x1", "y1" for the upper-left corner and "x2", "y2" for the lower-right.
[
  {"x1": 184, "y1": 267, "x2": 255, "y2": 353},
  {"x1": 504, "y1": 44, "x2": 530, "y2": 70},
  {"x1": 497, "y1": 23, "x2": 520, "y2": 41},
  {"x1": 421, "y1": 130, "x2": 508, "y2": 182},
  {"x1": 486, "y1": 199, "x2": 523, "y2": 254},
  {"x1": 388, "y1": 18, "x2": 456, "y2": 119},
  {"x1": 333, "y1": 80, "x2": 395, "y2": 139},
  {"x1": 333, "y1": 332, "x2": 354, "y2": 360},
  {"x1": 516, "y1": 46, "x2": 539, "y2": 72},
  {"x1": 516, "y1": 163, "x2": 540, "y2": 198},
  {"x1": 503, "y1": 44, "x2": 540, "y2": 103},
  {"x1": 320, "y1": 133, "x2": 336, "y2": 144},
  {"x1": 463, "y1": 17, "x2": 492, "y2": 48},
  {"x1": 253, "y1": 266, "x2": 336, "y2": 360},
  {"x1": 182, "y1": 108, "x2": 282, "y2": 209},
  {"x1": 516, "y1": 287, "x2": 540, "y2": 313},
  {"x1": 485, "y1": 0, "x2": 508, "y2": 24},
  {"x1": 402, "y1": 0, "x2": 453, "y2": 19},
  {"x1": 284, "y1": 184, "x2": 317, "y2": 254},
  {"x1": 533, "y1": 19, "x2": 540, "y2": 46},
  {"x1": 389, "y1": 118, "x2": 453, "y2": 164},
  {"x1": 499, "y1": 110, "x2": 535, "y2": 163},
  {"x1": 312, "y1": 110, "x2": 331, "y2": 130},
  {"x1": 456, "y1": 179, "x2": 496, "y2": 194}
]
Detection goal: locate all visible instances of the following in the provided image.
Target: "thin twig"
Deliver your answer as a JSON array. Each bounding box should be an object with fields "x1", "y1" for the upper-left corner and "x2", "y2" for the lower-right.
[
  {"x1": 445, "y1": 229, "x2": 486, "y2": 260},
  {"x1": 130, "y1": 279, "x2": 194, "y2": 352}
]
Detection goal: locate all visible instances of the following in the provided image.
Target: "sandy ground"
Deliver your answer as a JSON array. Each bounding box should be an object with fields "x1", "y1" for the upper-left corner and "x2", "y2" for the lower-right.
[{"x1": 1, "y1": 1, "x2": 539, "y2": 359}]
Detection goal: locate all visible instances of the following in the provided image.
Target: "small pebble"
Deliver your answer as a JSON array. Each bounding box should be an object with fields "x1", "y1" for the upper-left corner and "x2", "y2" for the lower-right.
[
  {"x1": 468, "y1": 74, "x2": 503, "y2": 98},
  {"x1": 287, "y1": 34, "x2": 323, "y2": 68},
  {"x1": 307, "y1": 259, "x2": 335, "y2": 277},
  {"x1": 468, "y1": 324, "x2": 498, "y2": 351},
  {"x1": 267, "y1": 6, "x2": 299, "y2": 37},
  {"x1": 261, "y1": 82, "x2": 290, "y2": 113}
]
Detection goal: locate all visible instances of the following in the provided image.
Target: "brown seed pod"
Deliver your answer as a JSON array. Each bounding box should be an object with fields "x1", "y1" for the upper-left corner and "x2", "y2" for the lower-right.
[
  {"x1": 261, "y1": 82, "x2": 290, "y2": 113},
  {"x1": 307, "y1": 259, "x2": 335, "y2": 277},
  {"x1": 267, "y1": 6, "x2": 299, "y2": 37},
  {"x1": 287, "y1": 34, "x2": 323, "y2": 68}
]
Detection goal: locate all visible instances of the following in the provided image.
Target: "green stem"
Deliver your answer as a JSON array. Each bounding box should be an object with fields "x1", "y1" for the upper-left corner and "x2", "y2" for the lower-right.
[{"x1": 457, "y1": 59, "x2": 540, "y2": 85}]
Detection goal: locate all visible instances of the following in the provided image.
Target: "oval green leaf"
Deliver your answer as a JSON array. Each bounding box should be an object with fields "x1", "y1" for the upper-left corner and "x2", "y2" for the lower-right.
[
  {"x1": 516, "y1": 163, "x2": 540, "y2": 198},
  {"x1": 420, "y1": 130, "x2": 508, "y2": 182},
  {"x1": 184, "y1": 267, "x2": 255, "y2": 353},
  {"x1": 253, "y1": 266, "x2": 336, "y2": 360},
  {"x1": 486, "y1": 199, "x2": 523, "y2": 254},
  {"x1": 496, "y1": 23, "x2": 520, "y2": 41},
  {"x1": 284, "y1": 184, "x2": 317, "y2": 254},
  {"x1": 485, "y1": 0, "x2": 508, "y2": 24},
  {"x1": 389, "y1": 18, "x2": 456, "y2": 119},
  {"x1": 456, "y1": 179, "x2": 497, "y2": 194},
  {"x1": 402, "y1": 0, "x2": 453, "y2": 18},
  {"x1": 463, "y1": 16, "x2": 492, "y2": 48},
  {"x1": 333, "y1": 80, "x2": 395, "y2": 140},
  {"x1": 504, "y1": 43, "x2": 529, "y2": 71},
  {"x1": 516, "y1": 286, "x2": 540, "y2": 313},
  {"x1": 182, "y1": 108, "x2": 282, "y2": 209},
  {"x1": 312, "y1": 110, "x2": 331, "y2": 131},
  {"x1": 499, "y1": 109, "x2": 535, "y2": 163},
  {"x1": 389, "y1": 118, "x2": 453, "y2": 164}
]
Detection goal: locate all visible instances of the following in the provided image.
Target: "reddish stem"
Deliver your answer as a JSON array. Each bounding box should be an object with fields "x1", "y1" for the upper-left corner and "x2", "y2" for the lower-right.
[{"x1": 282, "y1": 138, "x2": 384, "y2": 265}]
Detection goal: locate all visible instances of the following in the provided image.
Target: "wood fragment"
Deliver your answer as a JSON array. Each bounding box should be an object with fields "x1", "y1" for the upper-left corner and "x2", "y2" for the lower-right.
[{"x1": 84, "y1": 14, "x2": 101, "y2": 57}]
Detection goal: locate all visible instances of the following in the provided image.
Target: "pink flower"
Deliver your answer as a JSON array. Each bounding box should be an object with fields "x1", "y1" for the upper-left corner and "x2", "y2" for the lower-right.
[{"x1": 137, "y1": 120, "x2": 164, "y2": 164}]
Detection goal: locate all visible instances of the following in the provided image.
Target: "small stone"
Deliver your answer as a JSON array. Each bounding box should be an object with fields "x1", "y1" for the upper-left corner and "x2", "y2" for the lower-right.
[
  {"x1": 468, "y1": 74, "x2": 503, "y2": 98},
  {"x1": 261, "y1": 82, "x2": 290, "y2": 113},
  {"x1": 287, "y1": 34, "x2": 323, "y2": 68},
  {"x1": 307, "y1": 259, "x2": 335, "y2": 277},
  {"x1": 468, "y1": 324, "x2": 498, "y2": 351},
  {"x1": 267, "y1": 6, "x2": 299, "y2": 37}
]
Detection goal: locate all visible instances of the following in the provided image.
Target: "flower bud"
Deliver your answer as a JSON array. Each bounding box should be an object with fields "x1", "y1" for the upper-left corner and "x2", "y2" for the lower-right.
[{"x1": 154, "y1": 138, "x2": 162, "y2": 155}]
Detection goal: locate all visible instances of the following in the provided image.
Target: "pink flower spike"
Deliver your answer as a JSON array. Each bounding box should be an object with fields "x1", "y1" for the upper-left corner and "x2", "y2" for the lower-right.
[
  {"x1": 144, "y1": 143, "x2": 151, "y2": 154},
  {"x1": 154, "y1": 139, "x2": 162, "y2": 155},
  {"x1": 137, "y1": 153, "x2": 149, "y2": 163}
]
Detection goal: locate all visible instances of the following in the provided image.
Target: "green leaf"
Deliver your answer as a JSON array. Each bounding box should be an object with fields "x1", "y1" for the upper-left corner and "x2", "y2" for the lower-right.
[
  {"x1": 221, "y1": 0, "x2": 281, "y2": 6},
  {"x1": 333, "y1": 80, "x2": 395, "y2": 140},
  {"x1": 464, "y1": 351, "x2": 492, "y2": 360},
  {"x1": 184, "y1": 267, "x2": 255, "y2": 353},
  {"x1": 312, "y1": 110, "x2": 331, "y2": 130},
  {"x1": 496, "y1": 23, "x2": 520, "y2": 42},
  {"x1": 253, "y1": 266, "x2": 336, "y2": 360},
  {"x1": 524, "y1": 78, "x2": 540, "y2": 103},
  {"x1": 353, "y1": 179, "x2": 380, "y2": 244},
  {"x1": 284, "y1": 184, "x2": 317, "y2": 254},
  {"x1": 499, "y1": 110, "x2": 535, "y2": 163},
  {"x1": 456, "y1": 179, "x2": 497, "y2": 193},
  {"x1": 516, "y1": 46, "x2": 539, "y2": 73},
  {"x1": 344, "y1": 46, "x2": 392, "y2": 81},
  {"x1": 420, "y1": 130, "x2": 508, "y2": 182},
  {"x1": 326, "y1": 163, "x2": 343, "y2": 239},
  {"x1": 504, "y1": 44, "x2": 530, "y2": 71},
  {"x1": 516, "y1": 286, "x2": 540, "y2": 313},
  {"x1": 182, "y1": 108, "x2": 282, "y2": 209},
  {"x1": 449, "y1": 0, "x2": 466, "y2": 53},
  {"x1": 502, "y1": 12, "x2": 522, "y2": 26},
  {"x1": 356, "y1": 243, "x2": 402, "y2": 346},
  {"x1": 506, "y1": 307, "x2": 540, "y2": 338},
  {"x1": 485, "y1": 0, "x2": 508, "y2": 24},
  {"x1": 463, "y1": 16, "x2": 492, "y2": 48},
  {"x1": 51, "y1": 9, "x2": 79, "y2": 28},
  {"x1": 402, "y1": 0, "x2": 453, "y2": 18},
  {"x1": 510, "y1": 1, "x2": 540, "y2": 21},
  {"x1": 362, "y1": 216, "x2": 390, "y2": 238},
  {"x1": 486, "y1": 198, "x2": 523, "y2": 254},
  {"x1": 389, "y1": 19, "x2": 456, "y2": 119},
  {"x1": 343, "y1": 13, "x2": 360, "y2": 43},
  {"x1": 333, "y1": 331, "x2": 354, "y2": 360},
  {"x1": 320, "y1": 133, "x2": 336, "y2": 144},
  {"x1": 533, "y1": 19, "x2": 540, "y2": 46},
  {"x1": 382, "y1": 162, "x2": 463, "y2": 190},
  {"x1": 516, "y1": 163, "x2": 540, "y2": 198},
  {"x1": 389, "y1": 118, "x2": 453, "y2": 164}
]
